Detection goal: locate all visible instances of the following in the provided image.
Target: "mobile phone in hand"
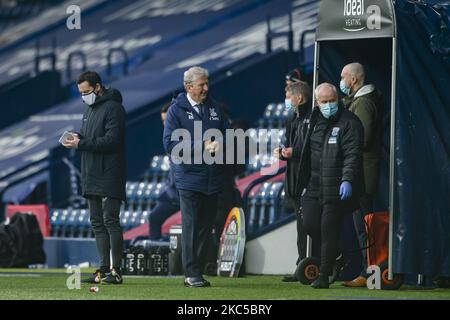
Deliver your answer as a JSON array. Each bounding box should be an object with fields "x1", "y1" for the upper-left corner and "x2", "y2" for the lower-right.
[{"x1": 59, "y1": 131, "x2": 73, "y2": 144}]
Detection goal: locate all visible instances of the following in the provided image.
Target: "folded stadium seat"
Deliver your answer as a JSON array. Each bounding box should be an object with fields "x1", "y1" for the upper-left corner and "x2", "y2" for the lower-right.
[
  {"x1": 149, "y1": 155, "x2": 170, "y2": 183},
  {"x1": 258, "y1": 103, "x2": 276, "y2": 129},
  {"x1": 270, "y1": 103, "x2": 284, "y2": 128},
  {"x1": 153, "y1": 183, "x2": 164, "y2": 199},
  {"x1": 246, "y1": 184, "x2": 265, "y2": 234},
  {"x1": 245, "y1": 128, "x2": 278, "y2": 175},
  {"x1": 247, "y1": 197, "x2": 258, "y2": 233},
  {"x1": 139, "y1": 210, "x2": 150, "y2": 225},
  {"x1": 265, "y1": 103, "x2": 277, "y2": 117},
  {"x1": 147, "y1": 182, "x2": 166, "y2": 211},
  {"x1": 120, "y1": 210, "x2": 132, "y2": 231},
  {"x1": 77, "y1": 209, "x2": 90, "y2": 238},
  {"x1": 65, "y1": 209, "x2": 79, "y2": 238},
  {"x1": 149, "y1": 155, "x2": 161, "y2": 183},
  {"x1": 125, "y1": 182, "x2": 139, "y2": 211},
  {"x1": 159, "y1": 155, "x2": 171, "y2": 182},
  {"x1": 246, "y1": 153, "x2": 278, "y2": 176},
  {"x1": 135, "y1": 182, "x2": 148, "y2": 212},
  {"x1": 246, "y1": 153, "x2": 262, "y2": 174},
  {"x1": 143, "y1": 182, "x2": 156, "y2": 211},
  {"x1": 129, "y1": 210, "x2": 142, "y2": 229},
  {"x1": 267, "y1": 102, "x2": 292, "y2": 129},
  {"x1": 128, "y1": 182, "x2": 146, "y2": 211},
  {"x1": 50, "y1": 209, "x2": 62, "y2": 237},
  {"x1": 278, "y1": 188, "x2": 290, "y2": 218},
  {"x1": 257, "y1": 182, "x2": 272, "y2": 229},
  {"x1": 267, "y1": 182, "x2": 285, "y2": 225},
  {"x1": 58, "y1": 208, "x2": 72, "y2": 238}
]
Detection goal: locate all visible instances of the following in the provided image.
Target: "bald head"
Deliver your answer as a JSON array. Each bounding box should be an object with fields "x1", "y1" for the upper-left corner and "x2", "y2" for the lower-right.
[
  {"x1": 315, "y1": 83, "x2": 338, "y2": 105},
  {"x1": 341, "y1": 62, "x2": 365, "y2": 93}
]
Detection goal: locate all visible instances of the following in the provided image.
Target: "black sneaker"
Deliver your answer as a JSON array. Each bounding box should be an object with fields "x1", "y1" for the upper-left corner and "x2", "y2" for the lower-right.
[
  {"x1": 311, "y1": 275, "x2": 330, "y2": 289},
  {"x1": 81, "y1": 269, "x2": 106, "y2": 284},
  {"x1": 329, "y1": 254, "x2": 346, "y2": 284},
  {"x1": 102, "y1": 268, "x2": 123, "y2": 285}
]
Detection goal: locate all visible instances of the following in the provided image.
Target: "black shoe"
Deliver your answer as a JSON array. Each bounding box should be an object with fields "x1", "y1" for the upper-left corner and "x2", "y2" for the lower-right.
[
  {"x1": 329, "y1": 254, "x2": 346, "y2": 284},
  {"x1": 102, "y1": 268, "x2": 123, "y2": 285},
  {"x1": 81, "y1": 269, "x2": 106, "y2": 284},
  {"x1": 282, "y1": 274, "x2": 298, "y2": 282},
  {"x1": 184, "y1": 277, "x2": 211, "y2": 288},
  {"x1": 311, "y1": 275, "x2": 329, "y2": 289}
]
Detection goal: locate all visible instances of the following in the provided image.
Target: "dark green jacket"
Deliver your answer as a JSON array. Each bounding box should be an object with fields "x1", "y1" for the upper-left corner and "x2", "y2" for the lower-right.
[{"x1": 342, "y1": 85, "x2": 382, "y2": 197}]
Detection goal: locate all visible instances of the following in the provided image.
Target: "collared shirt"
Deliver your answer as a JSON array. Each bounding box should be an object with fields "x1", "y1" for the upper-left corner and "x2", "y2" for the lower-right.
[{"x1": 186, "y1": 93, "x2": 201, "y2": 115}]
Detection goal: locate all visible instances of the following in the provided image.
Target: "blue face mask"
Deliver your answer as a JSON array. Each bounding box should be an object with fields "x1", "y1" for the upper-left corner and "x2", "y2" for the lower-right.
[
  {"x1": 319, "y1": 102, "x2": 339, "y2": 119},
  {"x1": 340, "y1": 79, "x2": 350, "y2": 96},
  {"x1": 285, "y1": 99, "x2": 295, "y2": 112}
]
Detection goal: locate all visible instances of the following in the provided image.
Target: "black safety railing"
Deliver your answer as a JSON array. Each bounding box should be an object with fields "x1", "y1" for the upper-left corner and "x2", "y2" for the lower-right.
[
  {"x1": 34, "y1": 38, "x2": 57, "y2": 74},
  {"x1": 66, "y1": 50, "x2": 87, "y2": 81},
  {"x1": 106, "y1": 47, "x2": 129, "y2": 81},
  {"x1": 298, "y1": 29, "x2": 316, "y2": 68},
  {"x1": 266, "y1": 12, "x2": 294, "y2": 54}
]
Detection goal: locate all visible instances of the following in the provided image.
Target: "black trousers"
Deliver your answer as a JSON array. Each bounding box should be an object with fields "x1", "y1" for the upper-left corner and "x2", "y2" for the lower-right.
[
  {"x1": 352, "y1": 193, "x2": 374, "y2": 277},
  {"x1": 301, "y1": 194, "x2": 346, "y2": 276},
  {"x1": 88, "y1": 196, "x2": 123, "y2": 270},
  {"x1": 178, "y1": 189, "x2": 218, "y2": 278},
  {"x1": 295, "y1": 207, "x2": 309, "y2": 265}
]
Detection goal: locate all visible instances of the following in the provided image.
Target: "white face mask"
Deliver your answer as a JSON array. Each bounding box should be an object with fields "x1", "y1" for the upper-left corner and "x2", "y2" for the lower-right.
[{"x1": 81, "y1": 91, "x2": 97, "y2": 105}]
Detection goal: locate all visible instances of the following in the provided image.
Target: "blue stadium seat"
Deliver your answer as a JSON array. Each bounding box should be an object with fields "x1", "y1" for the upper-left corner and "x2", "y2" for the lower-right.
[
  {"x1": 140, "y1": 210, "x2": 150, "y2": 225},
  {"x1": 120, "y1": 210, "x2": 132, "y2": 231},
  {"x1": 267, "y1": 182, "x2": 285, "y2": 224},
  {"x1": 143, "y1": 182, "x2": 156, "y2": 211},
  {"x1": 126, "y1": 182, "x2": 139, "y2": 210},
  {"x1": 135, "y1": 182, "x2": 148, "y2": 211},
  {"x1": 146, "y1": 155, "x2": 171, "y2": 183},
  {"x1": 247, "y1": 182, "x2": 272, "y2": 233},
  {"x1": 258, "y1": 102, "x2": 293, "y2": 129},
  {"x1": 246, "y1": 194, "x2": 259, "y2": 234},
  {"x1": 78, "y1": 209, "x2": 92, "y2": 238},
  {"x1": 50, "y1": 209, "x2": 62, "y2": 237},
  {"x1": 58, "y1": 208, "x2": 71, "y2": 238},
  {"x1": 257, "y1": 183, "x2": 272, "y2": 229},
  {"x1": 66, "y1": 209, "x2": 80, "y2": 237},
  {"x1": 129, "y1": 210, "x2": 142, "y2": 229}
]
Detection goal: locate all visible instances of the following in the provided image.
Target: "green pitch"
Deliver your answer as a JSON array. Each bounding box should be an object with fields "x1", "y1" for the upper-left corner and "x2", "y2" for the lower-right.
[{"x1": 0, "y1": 269, "x2": 449, "y2": 300}]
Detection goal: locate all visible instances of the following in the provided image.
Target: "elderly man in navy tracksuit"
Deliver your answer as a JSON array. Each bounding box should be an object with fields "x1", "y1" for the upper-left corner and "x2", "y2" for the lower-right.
[{"x1": 163, "y1": 66, "x2": 228, "y2": 287}]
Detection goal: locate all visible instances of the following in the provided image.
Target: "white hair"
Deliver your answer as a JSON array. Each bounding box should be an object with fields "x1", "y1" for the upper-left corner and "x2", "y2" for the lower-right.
[
  {"x1": 184, "y1": 66, "x2": 209, "y2": 84},
  {"x1": 314, "y1": 82, "x2": 338, "y2": 100}
]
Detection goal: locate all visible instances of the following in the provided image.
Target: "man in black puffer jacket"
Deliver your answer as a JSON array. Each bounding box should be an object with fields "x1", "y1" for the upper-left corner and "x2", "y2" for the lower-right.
[
  {"x1": 296, "y1": 83, "x2": 364, "y2": 289},
  {"x1": 62, "y1": 71, "x2": 126, "y2": 285}
]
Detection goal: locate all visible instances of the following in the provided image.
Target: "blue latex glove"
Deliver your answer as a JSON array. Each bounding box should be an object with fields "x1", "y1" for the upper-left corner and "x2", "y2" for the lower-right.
[{"x1": 339, "y1": 181, "x2": 352, "y2": 200}]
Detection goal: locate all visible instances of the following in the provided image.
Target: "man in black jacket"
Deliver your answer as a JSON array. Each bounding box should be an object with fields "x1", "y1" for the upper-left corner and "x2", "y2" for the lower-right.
[
  {"x1": 62, "y1": 71, "x2": 126, "y2": 285},
  {"x1": 297, "y1": 83, "x2": 364, "y2": 289},
  {"x1": 273, "y1": 80, "x2": 312, "y2": 282}
]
